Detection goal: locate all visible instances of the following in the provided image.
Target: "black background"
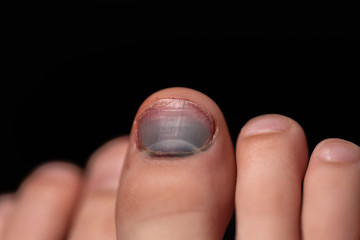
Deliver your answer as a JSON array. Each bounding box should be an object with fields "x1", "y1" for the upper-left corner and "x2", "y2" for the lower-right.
[{"x1": 3, "y1": 31, "x2": 359, "y2": 239}]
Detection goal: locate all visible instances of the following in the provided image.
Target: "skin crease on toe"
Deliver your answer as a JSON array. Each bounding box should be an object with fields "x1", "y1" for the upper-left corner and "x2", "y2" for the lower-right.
[{"x1": 116, "y1": 87, "x2": 236, "y2": 240}]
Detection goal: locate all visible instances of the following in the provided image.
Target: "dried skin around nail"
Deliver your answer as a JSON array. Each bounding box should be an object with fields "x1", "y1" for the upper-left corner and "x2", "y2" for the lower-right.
[{"x1": 135, "y1": 98, "x2": 216, "y2": 157}]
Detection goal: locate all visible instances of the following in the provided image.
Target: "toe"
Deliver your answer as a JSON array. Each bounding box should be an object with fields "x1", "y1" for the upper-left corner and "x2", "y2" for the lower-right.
[
  {"x1": 0, "y1": 194, "x2": 15, "y2": 238},
  {"x1": 302, "y1": 139, "x2": 360, "y2": 240},
  {"x1": 68, "y1": 136, "x2": 128, "y2": 240},
  {"x1": 116, "y1": 87, "x2": 236, "y2": 240},
  {"x1": 235, "y1": 114, "x2": 308, "y2": 240},
  {"x1": 3, "y1": 162, "x2": 81, "y2": 240}
]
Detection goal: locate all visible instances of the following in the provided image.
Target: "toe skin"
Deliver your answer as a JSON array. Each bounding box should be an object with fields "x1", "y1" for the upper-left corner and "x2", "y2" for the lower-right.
[
  {"x1": 302, "y1": 139, "x2": 360, "y2": 240},
  {"x1": 235, "y1": 114, "x2": 308, "y2": 240},
  {"x1": 3, "y1": 162, "x2": 82, "y2": 240}
]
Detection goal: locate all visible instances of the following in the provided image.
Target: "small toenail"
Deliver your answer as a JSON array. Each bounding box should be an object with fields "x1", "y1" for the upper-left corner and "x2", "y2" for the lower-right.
[
  {"x1": 316, "y1": 139, "x2": 360, "y2": 163},
  {"x1": 135, "y1": 98, "x2": 216, "y2": 157},
  {"x1": 241, "y1": 114, "x2": 292, "y2": 137}
]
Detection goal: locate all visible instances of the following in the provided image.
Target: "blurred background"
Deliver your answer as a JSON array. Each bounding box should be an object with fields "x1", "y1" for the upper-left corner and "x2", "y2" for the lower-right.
[{"x1": 4, "y1": 33, "x2": 359, "y2": 239}]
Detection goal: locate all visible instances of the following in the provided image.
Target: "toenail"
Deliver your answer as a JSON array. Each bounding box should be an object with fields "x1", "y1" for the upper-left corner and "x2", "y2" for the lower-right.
[
  {"x1": 135, "y1": 98, "x2": 216, "y2": 157},
  {"x1": 316, "y1": 139, "x2": 360, "y2": 163},
  {"x1": 240, "y1": 114, "x2": 292, "y2": 137},
  {"x1": 35, "y1": 162, "x2": 79, "y2": 179}
]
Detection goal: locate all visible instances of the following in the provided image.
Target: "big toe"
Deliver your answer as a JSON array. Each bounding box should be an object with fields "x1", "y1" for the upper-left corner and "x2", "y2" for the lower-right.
[{"x1": 116, "y1": 87, "x2": 236, "y2": 240}]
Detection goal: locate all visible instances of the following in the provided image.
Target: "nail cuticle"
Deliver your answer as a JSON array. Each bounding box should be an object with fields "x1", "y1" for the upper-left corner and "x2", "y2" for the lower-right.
[{"x1": 135, "y1": 98, "x2": 216, "y2": 158}]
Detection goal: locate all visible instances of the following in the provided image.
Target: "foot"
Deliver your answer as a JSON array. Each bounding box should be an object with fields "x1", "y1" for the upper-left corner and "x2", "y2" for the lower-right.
[{"x1": 1, "y1": 87, "x2": 359, "y2": 240}]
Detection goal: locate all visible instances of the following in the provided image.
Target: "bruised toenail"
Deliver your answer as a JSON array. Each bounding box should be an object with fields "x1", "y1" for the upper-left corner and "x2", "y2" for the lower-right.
[
  {"x1": 241, "y1": 114, "x2": 292, "y2": 137},
  {"x1": 135, "y1": 98, "x2": 216, "y2": 157},
  {"x1": 316, "y1": 139, "x2": 360, "y2": 163}
]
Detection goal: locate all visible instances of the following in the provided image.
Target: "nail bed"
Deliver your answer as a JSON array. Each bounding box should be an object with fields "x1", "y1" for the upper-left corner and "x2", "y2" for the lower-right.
[{"x1": 136, "y1": 99, "x2": 215, "y2": 157}]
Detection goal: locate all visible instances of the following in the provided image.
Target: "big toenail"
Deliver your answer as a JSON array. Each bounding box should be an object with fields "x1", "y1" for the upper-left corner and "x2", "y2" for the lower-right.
[{"x1": 135, "y1": 98, "x2": 216, "y2": 157}]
